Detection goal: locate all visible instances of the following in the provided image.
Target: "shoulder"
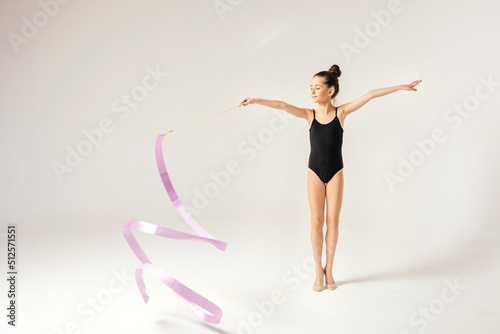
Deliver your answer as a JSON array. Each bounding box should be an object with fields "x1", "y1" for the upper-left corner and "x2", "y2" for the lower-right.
[
  {"x1": 282, "y1": 102, "x2": 313, "y2": 121},
  {"x1": 336, "y1": 104, "x2": 347, "y2": 118},
  {"x1": 337, "y1": 103, "x2": 350, "y2": 120},
  {"x1": 335, "y1": 105, "x2": 347, "y2": 129},
  {"x1": 306, "y1": 108, "x2": 315, "y2": 127},
  {"x1": 307, "y1": 107, "x2": 315, "y2": 121}
]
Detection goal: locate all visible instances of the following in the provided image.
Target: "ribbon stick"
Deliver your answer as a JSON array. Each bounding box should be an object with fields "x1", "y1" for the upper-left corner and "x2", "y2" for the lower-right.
[
  {"x1": 121, "y1": 131, "x2": 230, "y2": 324},
  {"x1": 165, "y1": 104, "x2": 240, "y2": 134}
]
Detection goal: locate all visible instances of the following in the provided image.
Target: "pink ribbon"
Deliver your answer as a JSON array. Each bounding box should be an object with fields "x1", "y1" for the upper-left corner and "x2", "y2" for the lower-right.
[{"x1": 121, "y1": 133, "x2": 227, "y2": 324}]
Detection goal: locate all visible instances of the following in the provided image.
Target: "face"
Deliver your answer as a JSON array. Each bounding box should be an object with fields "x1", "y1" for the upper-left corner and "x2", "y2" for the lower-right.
[{"x1": 310, "y1": 76, "x2": 334, "y2": 103}]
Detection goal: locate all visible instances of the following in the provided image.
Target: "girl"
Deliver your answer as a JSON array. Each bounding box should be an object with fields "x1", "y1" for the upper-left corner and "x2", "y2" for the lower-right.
[{"x1": 239, "y1": 65, "x2": 421, "y2": 292}]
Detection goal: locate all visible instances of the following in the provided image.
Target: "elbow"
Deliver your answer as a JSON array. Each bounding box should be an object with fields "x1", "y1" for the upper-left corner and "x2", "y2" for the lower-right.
[{"x1": 279, "y1": 101, "x2": 287, "y2": 111}]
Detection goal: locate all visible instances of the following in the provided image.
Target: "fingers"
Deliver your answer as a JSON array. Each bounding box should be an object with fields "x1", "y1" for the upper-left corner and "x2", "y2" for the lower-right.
[{"x1": 239, "y1": 97, "x2": 249, "y2": 107}]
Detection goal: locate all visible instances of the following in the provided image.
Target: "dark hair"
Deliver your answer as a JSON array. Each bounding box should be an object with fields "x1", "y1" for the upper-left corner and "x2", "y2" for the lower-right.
[{"x1": 313, "y1": 64, "x2": 342, "y2": 101}]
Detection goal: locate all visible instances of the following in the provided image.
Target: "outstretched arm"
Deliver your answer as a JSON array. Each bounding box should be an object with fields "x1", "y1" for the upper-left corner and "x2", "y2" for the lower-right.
[
  {"x1": 239, "y1": 97, "x2": 309, "y2": 119},
  {"x1": 341, "y1": 79, "x2": 422, "y2": 116}
]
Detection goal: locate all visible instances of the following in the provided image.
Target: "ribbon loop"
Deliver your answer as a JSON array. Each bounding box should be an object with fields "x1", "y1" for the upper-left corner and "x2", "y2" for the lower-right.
[{"x1": 121, "y1": 133, "x2": 227, "y2": 324}]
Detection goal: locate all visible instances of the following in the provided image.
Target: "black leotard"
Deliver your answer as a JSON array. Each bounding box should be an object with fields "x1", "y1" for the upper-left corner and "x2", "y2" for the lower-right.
[{"x1": 308, "y1": 107, "x2": 344, "y2": 184}]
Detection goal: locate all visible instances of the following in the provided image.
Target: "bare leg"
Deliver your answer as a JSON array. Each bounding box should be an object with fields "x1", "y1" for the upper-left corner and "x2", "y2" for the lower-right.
[
  {"x1": 324, "y1": 169, "x2": 344, "y2": 285},
  {"x1": 307, "y1": 168, "x2": 327, "y2": 286}
]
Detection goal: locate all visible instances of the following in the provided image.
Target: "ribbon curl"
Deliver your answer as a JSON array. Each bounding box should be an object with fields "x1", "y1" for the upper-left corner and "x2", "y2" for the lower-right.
[{"x1": 121, "y1": 133, "x2": 227, "y2": 324}]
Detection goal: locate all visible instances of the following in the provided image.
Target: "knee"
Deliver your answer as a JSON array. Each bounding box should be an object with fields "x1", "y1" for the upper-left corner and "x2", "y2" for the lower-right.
[
  {"x1": 326, "y1": 216, "x2": 339, "y2": 229},
  {"x1": 310, "y1": 216, "x2": 324, "y2": 230}
]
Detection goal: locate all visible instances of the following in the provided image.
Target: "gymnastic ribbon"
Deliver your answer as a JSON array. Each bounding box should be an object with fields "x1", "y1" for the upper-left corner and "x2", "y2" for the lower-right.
[{"x1": 121, "y1": 133, "x2": 228, "y2": 324}]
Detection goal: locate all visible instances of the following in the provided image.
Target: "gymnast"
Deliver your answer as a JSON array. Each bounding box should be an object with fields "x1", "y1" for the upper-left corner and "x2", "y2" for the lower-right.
[{"x1": 239, "y1": 64, "x2": 421, "y2": 291}]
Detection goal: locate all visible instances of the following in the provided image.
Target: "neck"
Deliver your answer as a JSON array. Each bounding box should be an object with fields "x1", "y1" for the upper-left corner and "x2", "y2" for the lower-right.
[{"x1": 315, "y1": 100, "x2": 335, "y2": 116}]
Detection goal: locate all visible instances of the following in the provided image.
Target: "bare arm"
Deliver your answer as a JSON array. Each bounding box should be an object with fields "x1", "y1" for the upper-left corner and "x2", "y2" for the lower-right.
[
  {"x1": 341, "y1": 79, "x2": 422, "y2": 116},
  {"x1": 239, "y1": 97, "x2": 309, "y2": 119}
]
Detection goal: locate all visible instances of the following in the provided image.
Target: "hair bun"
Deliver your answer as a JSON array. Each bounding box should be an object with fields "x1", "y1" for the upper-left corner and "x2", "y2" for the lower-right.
[{"x1": 328, "y1": 64, "x2": 341, "y2": 77}]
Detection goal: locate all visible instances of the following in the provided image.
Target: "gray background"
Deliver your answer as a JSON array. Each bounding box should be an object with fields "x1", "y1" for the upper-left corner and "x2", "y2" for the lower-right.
[{"x1": 1, "y1": 0, "x2": 499, "y2": 333}]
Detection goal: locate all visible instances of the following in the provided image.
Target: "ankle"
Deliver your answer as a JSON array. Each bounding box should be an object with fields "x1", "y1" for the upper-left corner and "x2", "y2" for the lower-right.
[
  {"x1": 315, "y1": 267, "x2": 325, "y2": 277},
  {"x1": 325, "y1": 275, "x2": 335, "y2": 283}
]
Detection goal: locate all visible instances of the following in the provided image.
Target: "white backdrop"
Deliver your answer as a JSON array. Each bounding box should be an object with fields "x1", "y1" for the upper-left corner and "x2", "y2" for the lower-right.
[{"x1": 1, "y1": 0, "x2": 499, "y2": 333}]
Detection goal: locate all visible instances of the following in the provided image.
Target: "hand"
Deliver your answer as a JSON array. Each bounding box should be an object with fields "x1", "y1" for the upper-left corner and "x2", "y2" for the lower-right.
[
  {"x1": 239, "y1": 97, "x2": 255, "y2": 107},
  {"x1": 401, "y1": 79, "x2": 422, "y2": 91}
]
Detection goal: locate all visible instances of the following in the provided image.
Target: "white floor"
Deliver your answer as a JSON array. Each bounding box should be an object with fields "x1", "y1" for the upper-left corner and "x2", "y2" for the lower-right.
[{"x1": 2, "y1": 210, "x2": 499, "y2": 334}]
